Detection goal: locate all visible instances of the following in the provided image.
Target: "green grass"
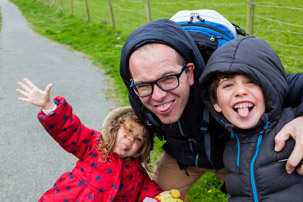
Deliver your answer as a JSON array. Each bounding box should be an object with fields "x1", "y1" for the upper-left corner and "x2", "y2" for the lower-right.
[
  {"x1": 48, "y1": 0, "x2": 303, "y2": 72},
  {"x1": 9, "y1": 0, "x2": 302, "y2": 201}
]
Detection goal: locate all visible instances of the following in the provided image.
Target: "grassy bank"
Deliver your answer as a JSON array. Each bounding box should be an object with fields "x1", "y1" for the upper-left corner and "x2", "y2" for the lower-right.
[{"x1": 24, "y1": 0, "x2": 303, "y2": 72}]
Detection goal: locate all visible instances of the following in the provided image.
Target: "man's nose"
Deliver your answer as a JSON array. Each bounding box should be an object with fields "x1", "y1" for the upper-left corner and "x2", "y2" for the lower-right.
[{"x1": 151, "y1": 84, "x2": 167, "y2": 100}]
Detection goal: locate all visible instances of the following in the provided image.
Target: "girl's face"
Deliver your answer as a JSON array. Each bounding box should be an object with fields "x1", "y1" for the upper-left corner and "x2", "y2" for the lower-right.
[{"x1": 113, "y1": 121, "x2": 145, "y2": 158}]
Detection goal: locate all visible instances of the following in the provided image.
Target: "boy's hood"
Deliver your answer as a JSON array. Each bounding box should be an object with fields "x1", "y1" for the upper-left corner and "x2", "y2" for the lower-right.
[
  {"x1": 120, "y1": 19, "x2": 205, "y2": 122},
  {"x1": 199, "y1": 36, "x2": 288, "y2": 128}
]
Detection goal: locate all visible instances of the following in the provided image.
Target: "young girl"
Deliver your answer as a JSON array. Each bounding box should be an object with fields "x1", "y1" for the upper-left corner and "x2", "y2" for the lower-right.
[{"x1": 16, "y1": 78, "x2": 163, "y2": 202}]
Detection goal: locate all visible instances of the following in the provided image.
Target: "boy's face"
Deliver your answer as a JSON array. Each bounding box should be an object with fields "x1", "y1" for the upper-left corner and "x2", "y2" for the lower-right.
[
  {"x1": 213, "y1": 74, "x2": 265, "y2": 129},
  {"x1": 129, "y1": 44, "x2": 195, "y2": 124},
  {"x1": 113, "y1": 121, "x2": 145, "y2": 158}
]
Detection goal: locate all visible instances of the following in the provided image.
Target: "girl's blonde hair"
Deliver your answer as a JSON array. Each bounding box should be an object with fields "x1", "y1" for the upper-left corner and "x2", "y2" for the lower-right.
[{"x1": 96, "y1": 106, "x2": 153, "y2": 171}]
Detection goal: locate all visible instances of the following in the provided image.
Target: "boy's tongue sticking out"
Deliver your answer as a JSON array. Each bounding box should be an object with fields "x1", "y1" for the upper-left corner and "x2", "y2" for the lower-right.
[
  {"x1": 238, "y1": 107, "x2": 250, "y2": 118},
  {"x1": 234, "y1": 102, "x2": 254, "y2": 118}
]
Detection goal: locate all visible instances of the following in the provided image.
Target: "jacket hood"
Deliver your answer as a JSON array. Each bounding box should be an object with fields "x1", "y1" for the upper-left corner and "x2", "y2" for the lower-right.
[
  {"x1": 199, "y1": 36, "x2": 288, "y2": 129},
  {"x1": 120, "y1": 19, "x2": 205, "y2": 122}
]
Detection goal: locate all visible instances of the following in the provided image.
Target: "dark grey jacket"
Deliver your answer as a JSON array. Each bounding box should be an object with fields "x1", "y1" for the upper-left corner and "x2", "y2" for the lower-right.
[
  {"x1": 120, "y1": 19, "x2": 228, "y2": 170},
  {"x1": 199, "y1": 36, "x2": 303, "y2": 201}
]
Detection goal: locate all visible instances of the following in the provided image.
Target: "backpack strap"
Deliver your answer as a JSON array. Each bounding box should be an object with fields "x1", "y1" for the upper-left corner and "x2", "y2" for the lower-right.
[
  {"x1": 144, "y1": 112, "x2": 164, "y2": 140},
  {"x1": 232, "y1": 23, "x2": 248, "y2": 36},
  {"x1": 144, "y1": 107, "x2": 218, "y2": 170},
  {"x1": 201, "y1": 107, "x2": 218, "y2": 170}
]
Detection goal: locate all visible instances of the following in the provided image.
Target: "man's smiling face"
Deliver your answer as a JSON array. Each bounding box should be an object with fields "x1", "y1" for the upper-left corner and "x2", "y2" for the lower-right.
[{"x1": 129, "y1": 43, "x2": 195, "y2": 124}]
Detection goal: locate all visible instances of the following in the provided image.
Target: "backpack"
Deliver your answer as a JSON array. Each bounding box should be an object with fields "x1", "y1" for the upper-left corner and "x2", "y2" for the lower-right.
[
  {"x1": 169, "y1": 10, "x2": 247, "y2": 171},
  {"x1": 170, "y1": 9, "x2": 247, "y2": 63}
]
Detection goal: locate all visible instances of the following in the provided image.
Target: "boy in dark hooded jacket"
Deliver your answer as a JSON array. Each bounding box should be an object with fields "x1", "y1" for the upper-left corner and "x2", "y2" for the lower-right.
[{"x1": 199, "y1": 36, "x2": 303, "y2": 202}]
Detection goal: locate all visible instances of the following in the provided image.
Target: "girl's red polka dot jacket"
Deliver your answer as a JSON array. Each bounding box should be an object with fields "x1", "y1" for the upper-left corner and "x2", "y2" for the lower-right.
[{"x1": 37, "y1": 96, "x2": 163, "y2": 202}]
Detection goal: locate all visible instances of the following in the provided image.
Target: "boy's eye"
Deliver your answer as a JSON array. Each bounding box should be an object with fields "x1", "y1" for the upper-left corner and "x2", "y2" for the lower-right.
[
  {"x1": 223, "y1": 83, "x2": 233, "y2": 88},
  {"x1": 247, "y1": 80, "x2": 255, "y2": 84}
]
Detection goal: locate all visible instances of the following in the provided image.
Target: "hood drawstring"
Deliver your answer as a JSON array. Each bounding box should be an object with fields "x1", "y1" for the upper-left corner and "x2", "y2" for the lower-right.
[{"x1": 230, "y1": 130, "x2": 241, "y2": 167}]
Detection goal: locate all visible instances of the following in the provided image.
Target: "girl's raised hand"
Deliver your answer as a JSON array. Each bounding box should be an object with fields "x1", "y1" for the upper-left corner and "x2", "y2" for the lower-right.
[{"x1": 16, "y1": 78, "x2": 55, "y2": 110}]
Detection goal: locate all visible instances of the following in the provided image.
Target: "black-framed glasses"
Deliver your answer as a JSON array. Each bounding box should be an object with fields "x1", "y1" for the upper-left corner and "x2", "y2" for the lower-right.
[{"x1": 130, "y1": 64, "x2": 187, "y2": 97}]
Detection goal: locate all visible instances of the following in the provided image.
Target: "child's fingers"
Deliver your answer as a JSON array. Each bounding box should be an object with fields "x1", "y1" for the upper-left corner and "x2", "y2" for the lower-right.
[
  {"x1": 23, "y1": 78, "x2": 37, "y2": 89},
  {"x1": 17, "y1": 97, "x2": 30, "y2": 103},
  {"x1": 16, "y1": 88, "x2": 29, "y2": 98},
  {"x1": 17, "y1": 81, "x2": 31, "y2": 92},
  {"x1": 16, "y1": 88, "x2": 30, "y2": 103}
]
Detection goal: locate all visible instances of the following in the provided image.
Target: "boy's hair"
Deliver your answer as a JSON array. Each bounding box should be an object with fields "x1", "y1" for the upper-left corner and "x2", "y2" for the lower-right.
[
  {"x1": 208, "y1": 73, "x2": 237, "y2": 104},
  {"x1": 96, "y1": 106, "x2": 153, "y2": 171}
]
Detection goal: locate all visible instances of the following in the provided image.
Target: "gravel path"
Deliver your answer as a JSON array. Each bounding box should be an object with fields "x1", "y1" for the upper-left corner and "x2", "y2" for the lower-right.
[{"x1": 0, "y1": 0, "x2": 115, "y2": 201}]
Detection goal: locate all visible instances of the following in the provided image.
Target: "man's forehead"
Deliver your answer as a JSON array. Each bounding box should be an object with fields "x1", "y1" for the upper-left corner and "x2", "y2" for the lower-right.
[
  {"x1": 130, "y1": 43, "x2": 176, "y2": 64},
  {"x1": 134, "y1": 43, "x2": 173, "y2": 53},
  {"x1": 129, "y1": 45, "x2": 179, "y2": 77}
]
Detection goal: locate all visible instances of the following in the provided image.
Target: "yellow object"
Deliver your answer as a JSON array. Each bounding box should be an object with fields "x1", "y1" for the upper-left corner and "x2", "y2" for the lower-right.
[
  {"x1": 160, "y1": 193, "x2": 176, "y2": 202},
  {"x1": 155, "y1": 189, "x2": 184, "y2": 202},
  {"x1": 170, "y1": 189, "x2": 181, "y2": 199}
]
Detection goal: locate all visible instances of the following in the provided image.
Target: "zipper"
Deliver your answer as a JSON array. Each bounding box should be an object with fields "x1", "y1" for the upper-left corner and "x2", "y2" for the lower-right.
[
  {"x1": 250, "y1": 134, "x2": 263, "y2": 202},
  {"x1": 210, "y1": 36, "x2": 223, "y2": 41},
  {"x1": 250, "y1": 121, "x2": 270, "y2": 202}
]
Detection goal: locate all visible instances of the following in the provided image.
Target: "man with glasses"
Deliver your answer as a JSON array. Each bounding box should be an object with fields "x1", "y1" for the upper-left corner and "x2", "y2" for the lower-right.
[{"x1": 120, "y1": 19, "x2": 303, "y2": 194}]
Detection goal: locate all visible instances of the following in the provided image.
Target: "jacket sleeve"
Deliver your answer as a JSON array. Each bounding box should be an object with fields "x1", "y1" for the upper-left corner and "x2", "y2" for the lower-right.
[
  {"x1": 37, "y1": 96, "x2": 96, "y2": 159},
  {"x1": 284, "y1": 73, "x2": 303, "y2": 116},
  {"x1": 137, "y1": 167, "x2": 163, "y2": 202}
]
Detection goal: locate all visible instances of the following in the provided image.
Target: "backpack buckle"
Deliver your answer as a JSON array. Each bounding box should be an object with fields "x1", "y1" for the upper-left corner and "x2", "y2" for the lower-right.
[
  {"x1": 200, "y1": 126, "x2": 208, "y2": 133},
  {"x1": 189, "y1": 12, "x2": 205, "y2": 23}
]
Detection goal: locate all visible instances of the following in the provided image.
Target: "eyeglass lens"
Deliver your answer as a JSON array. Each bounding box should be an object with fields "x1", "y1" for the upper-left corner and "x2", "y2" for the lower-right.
[{"x1": 132, "y1": 64, "x2": 186, "y2": 97}]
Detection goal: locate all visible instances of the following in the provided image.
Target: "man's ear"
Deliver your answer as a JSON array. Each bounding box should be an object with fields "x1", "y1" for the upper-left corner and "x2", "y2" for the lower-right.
[
  {"x1": 213, "y1": 103, "x2": 222, "y2": 113},
  {"x1": 186, "y1": 63, "x2": 195, "y2": 86}
]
